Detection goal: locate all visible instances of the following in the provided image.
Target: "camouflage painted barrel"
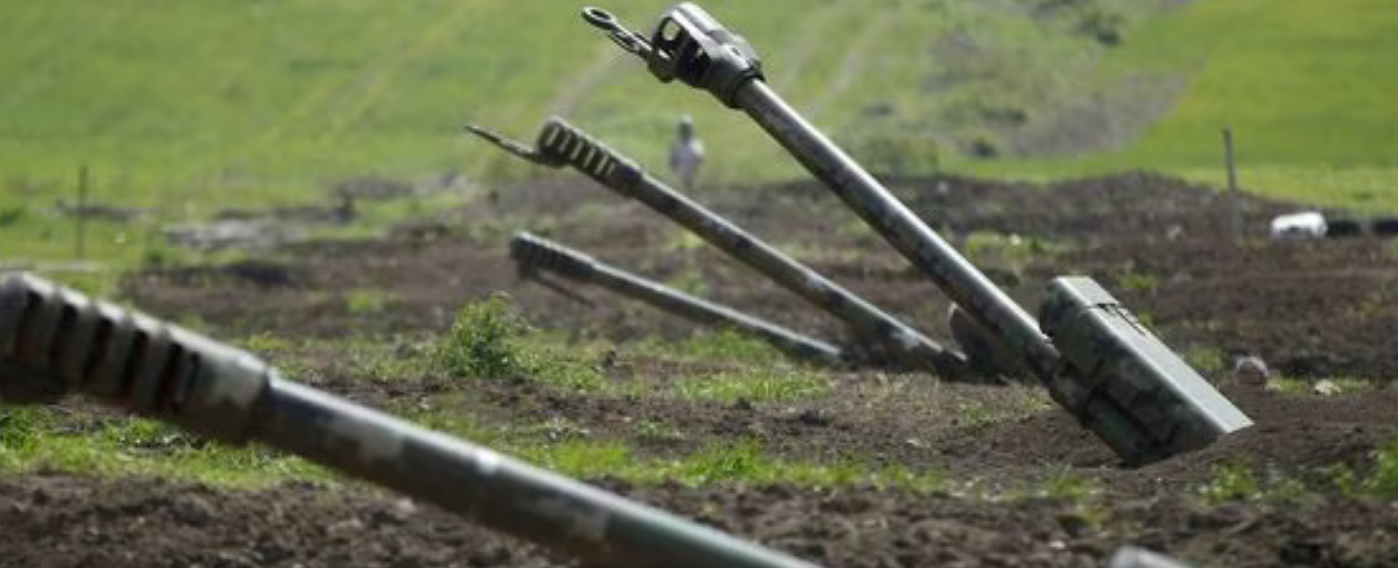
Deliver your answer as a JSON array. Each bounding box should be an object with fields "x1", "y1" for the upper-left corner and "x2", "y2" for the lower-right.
[
  {"x1": 580, "y1": 2, "x2": 1252, "y2": 464},
  {"x1": 470, "y1": 117, "x2": 970, "y2": 377},
  {"x1": 0, "y1": 272, "x2": 826, "y2": 568},
  {"x1": 510, "y1": 232, "x2": 844, "y2": 366}
]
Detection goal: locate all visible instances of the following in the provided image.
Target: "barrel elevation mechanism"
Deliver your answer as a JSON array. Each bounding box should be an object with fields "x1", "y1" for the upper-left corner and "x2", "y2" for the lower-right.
[{"x1": 579, "y1": 3, "x2": 1252, "y2": 465}]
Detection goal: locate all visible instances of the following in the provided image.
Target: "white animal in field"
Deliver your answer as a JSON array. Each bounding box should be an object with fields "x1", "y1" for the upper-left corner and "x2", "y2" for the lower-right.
[{"x1": 669, "y1": 115, "x2": 704, "y2": 191}]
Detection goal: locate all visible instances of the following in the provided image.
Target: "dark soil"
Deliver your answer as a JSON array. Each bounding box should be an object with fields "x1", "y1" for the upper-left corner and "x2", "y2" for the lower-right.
[
  {"x1": 3, "y1": 473, "x2": 1396, "y2": 568},
  {"x1": 126, "y1": 171, "x2": 1396, "y2": 381},
  {"x1": 9, "y1": 171, "x2": 1394, "y2": 567}
]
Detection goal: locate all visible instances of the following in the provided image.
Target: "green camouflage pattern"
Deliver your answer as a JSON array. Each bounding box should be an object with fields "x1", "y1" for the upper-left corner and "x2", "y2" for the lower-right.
[
  {"x1": 583, "y1": 2, "x2": 1252, "y2": 464},
  {"x1": 468, "y1": 117, "x2": 973, "y2": 378},
  {"x1": 0, "y1": 272, "x2": 825, "y2": 568},
  {"x1": 510, "y1": 232, "x2": 845, "y2": 366}
]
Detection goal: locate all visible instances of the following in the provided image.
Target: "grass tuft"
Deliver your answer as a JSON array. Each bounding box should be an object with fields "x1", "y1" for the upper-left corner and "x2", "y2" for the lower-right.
[
  {"x1": 436, "y1": 294, "x2": 534, "y2": 379},
  {"x1": 670, "y1": 370, "x2": 828, "y2": 405}
]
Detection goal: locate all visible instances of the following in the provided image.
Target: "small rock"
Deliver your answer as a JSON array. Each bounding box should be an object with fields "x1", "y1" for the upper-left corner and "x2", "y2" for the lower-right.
[
  {"x1": 253, "y1": 539, "x2": 293, "y2": 564},
  {"x1": 1313, "y1": 379, "x2": 1343, "y2": 396},
  {"x1": 1166, "y1": 224, "x2": 1185, "y2": 241},
  {"x1": 29, "y1": 488, "x2": 51, "y2": 506},
  {"x1": 173, "y1": 495, "x2": 217, "y2": 527},
  {"x1": 327, "y1": 517, "x2": 365, "y2": 536},
  {"x1": 796, "y1": 409, "x2": 832, "y2": 427},
  {"x1": 368, "y1": 497, "x2": 418, "y2": 527},
  {"x1": 391, "y1": 498, "x2": 417, "y2": 520}
]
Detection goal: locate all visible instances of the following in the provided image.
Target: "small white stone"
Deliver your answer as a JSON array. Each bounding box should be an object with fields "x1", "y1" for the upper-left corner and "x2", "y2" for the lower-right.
[{"x1": 1313, "y1": 379, "x2": 1342, "y2": 396}]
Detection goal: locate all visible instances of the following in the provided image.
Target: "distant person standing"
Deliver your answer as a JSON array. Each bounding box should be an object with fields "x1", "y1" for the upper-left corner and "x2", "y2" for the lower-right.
[{"x1": 670, "y1": 115, "x2": 704, "y2": 191}]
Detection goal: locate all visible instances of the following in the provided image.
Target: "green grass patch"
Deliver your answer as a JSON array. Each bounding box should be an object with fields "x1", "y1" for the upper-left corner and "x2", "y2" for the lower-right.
[
  {"x1": 435, "y1": 295, "x2": 612, "y2": 391},
  {"x1": 0, "y1": 407, "x2": 330, "y2": 487},
  {"x1": 663, "y1": 266, "x2": 711, "y2": 298},
  {"x1": 1193, "y1": 446, "x2": 1398, "y2": 504},
  {"x1": 311, "y1": 400, "x2": 949, "y2": 490},
  {"x1": 1111, "y1": 0, "x2": 1398, "y2": 170},
  {"x1": 436, "y1": 293, "x2": 538, "y2": 379},
  {"x1": 344, "y1": 288, "x2": 392, "y2": 315},
  {"x1": 952, "y1": 389, "x2": 1056, "y2": 432},
  {"x1": 435, "y1": 297, "x2": 833, "y2": 404},
  {"x1": 1018, "y1": 467, "x2": 1103, "y2": 502},
  {"x1": 3, "y1": 404, "x2": 949, "y2": 491},
  {"x1": 522, "y1": 438, "x2": 949, "y2": 491},
  {"x1": 0, "y1": 0, "x2": 1179, "y2": 228},
  {"x1": 1181, "y1": 346, "x2": 1227, "y2": 375},
  {"x1": 1264, "y1": 375, "x2": 1373, "y2": 395},
  {"x1": 961, "y1": 230, "x2": 1068, "y2": 274},
  {"x1": 1113, "y1": 268, "x2": 1160, "y2": 294},
  {"x1": 1366, "y1": 439, "x2": 1398, "y2": 497},
  {"x1": 669, "y1": 370, "x2": 829, "y2": 405},
  {"x1": 433, "y1": 299, "x2": 831, "y2": 404},
  {"x1": 6, "y1": 0, "x2": 1395, "y2": 230},
  {"x1": 640, "y1": 328, "x2": 794, "y2": 367},
  {"x1": 1195, "y1": 461, "x2": 1310, "y2": 503},
  {"x1": 1329, "y1": 438, "x2": 1398, "y2": 498}
]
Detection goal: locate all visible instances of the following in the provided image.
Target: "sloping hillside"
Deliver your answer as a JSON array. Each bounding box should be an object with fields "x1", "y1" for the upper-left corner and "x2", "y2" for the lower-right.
[
  {"x1": 972, "y1": 0, "x2": 1398, "y2": 210},
  {"x1": 0, "y1": 0, "x2": 1172, "y2": 208},
  {"x1": 2, "y1": 0, "x2": 1395, "y2": 269}
]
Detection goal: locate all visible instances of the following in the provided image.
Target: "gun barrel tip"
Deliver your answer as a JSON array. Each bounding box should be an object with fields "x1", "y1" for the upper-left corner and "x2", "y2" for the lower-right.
[
  {"x1": 463, "y1": 124, "x2": 503, "y2": 143},
  {"x1": 581, "y1": 6, "x2": 614, "y2": 26}
]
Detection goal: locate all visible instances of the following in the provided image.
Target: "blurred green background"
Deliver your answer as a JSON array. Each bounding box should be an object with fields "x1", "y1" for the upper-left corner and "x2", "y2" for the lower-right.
[{"x1": 2, "y1": 0, "x2": 1396, "y2": 270}]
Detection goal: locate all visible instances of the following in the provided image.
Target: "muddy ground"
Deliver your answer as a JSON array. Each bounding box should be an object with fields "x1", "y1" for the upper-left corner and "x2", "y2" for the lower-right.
[{"x1": 7, "y1": 171, "x2": 1398, "y2": 567}]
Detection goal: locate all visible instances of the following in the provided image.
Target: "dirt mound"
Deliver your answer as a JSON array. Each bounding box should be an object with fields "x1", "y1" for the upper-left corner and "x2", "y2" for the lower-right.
[{"x1": 948, "y1": 385, "x2": 1398, "y2": 494}]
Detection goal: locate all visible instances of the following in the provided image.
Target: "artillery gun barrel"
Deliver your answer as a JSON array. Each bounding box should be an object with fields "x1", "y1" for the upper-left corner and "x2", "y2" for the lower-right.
[
  {"x1": 580, "y1": 3, "x2": 1252, "y2": 464},
  {"x1": 511, "y1": 232, "x2": 844, "y2": 366},
  {"x1": 734, "y1": 81, "x2": 1050, "y2": 363},
  {"x1": 468, "y1": 118, "x2": 969, "y2": 377},
  {"x1": 0, "y1": 272, "x2": 825, "y2": 568}
]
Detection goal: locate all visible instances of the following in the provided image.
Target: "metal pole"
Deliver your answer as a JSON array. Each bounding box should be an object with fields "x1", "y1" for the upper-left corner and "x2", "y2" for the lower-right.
[
  {"x1": 76, "y1": 165, "x2": 88, "y2": 260},
  {"x1": 257, "y1": 380, "x2": 826, "y2": 568},
  {"x1": 512, "y1": 232, "x2": 844, "y2": 366},
  {"x1": 1224, "y1": 128, "x2": 1241, "y2": 242},
  {"x1": 0, "y1": 273, "x2": 828, "y2": 568},
  {"x1": 733, "y1": 82, "x2": 1059, "y2": 374}
]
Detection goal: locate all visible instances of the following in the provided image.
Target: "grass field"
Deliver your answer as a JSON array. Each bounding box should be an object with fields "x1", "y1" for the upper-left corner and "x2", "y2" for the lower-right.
[
  {"x1": 1, "y1": 0, "x2": 1396, "y2": 269},
  {"x1": 0, "y1": 0, "x2": 1162, "y2": 204},
  {"x1": 967, "y1": 0, "x2": 1398, "y2": 210}
]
